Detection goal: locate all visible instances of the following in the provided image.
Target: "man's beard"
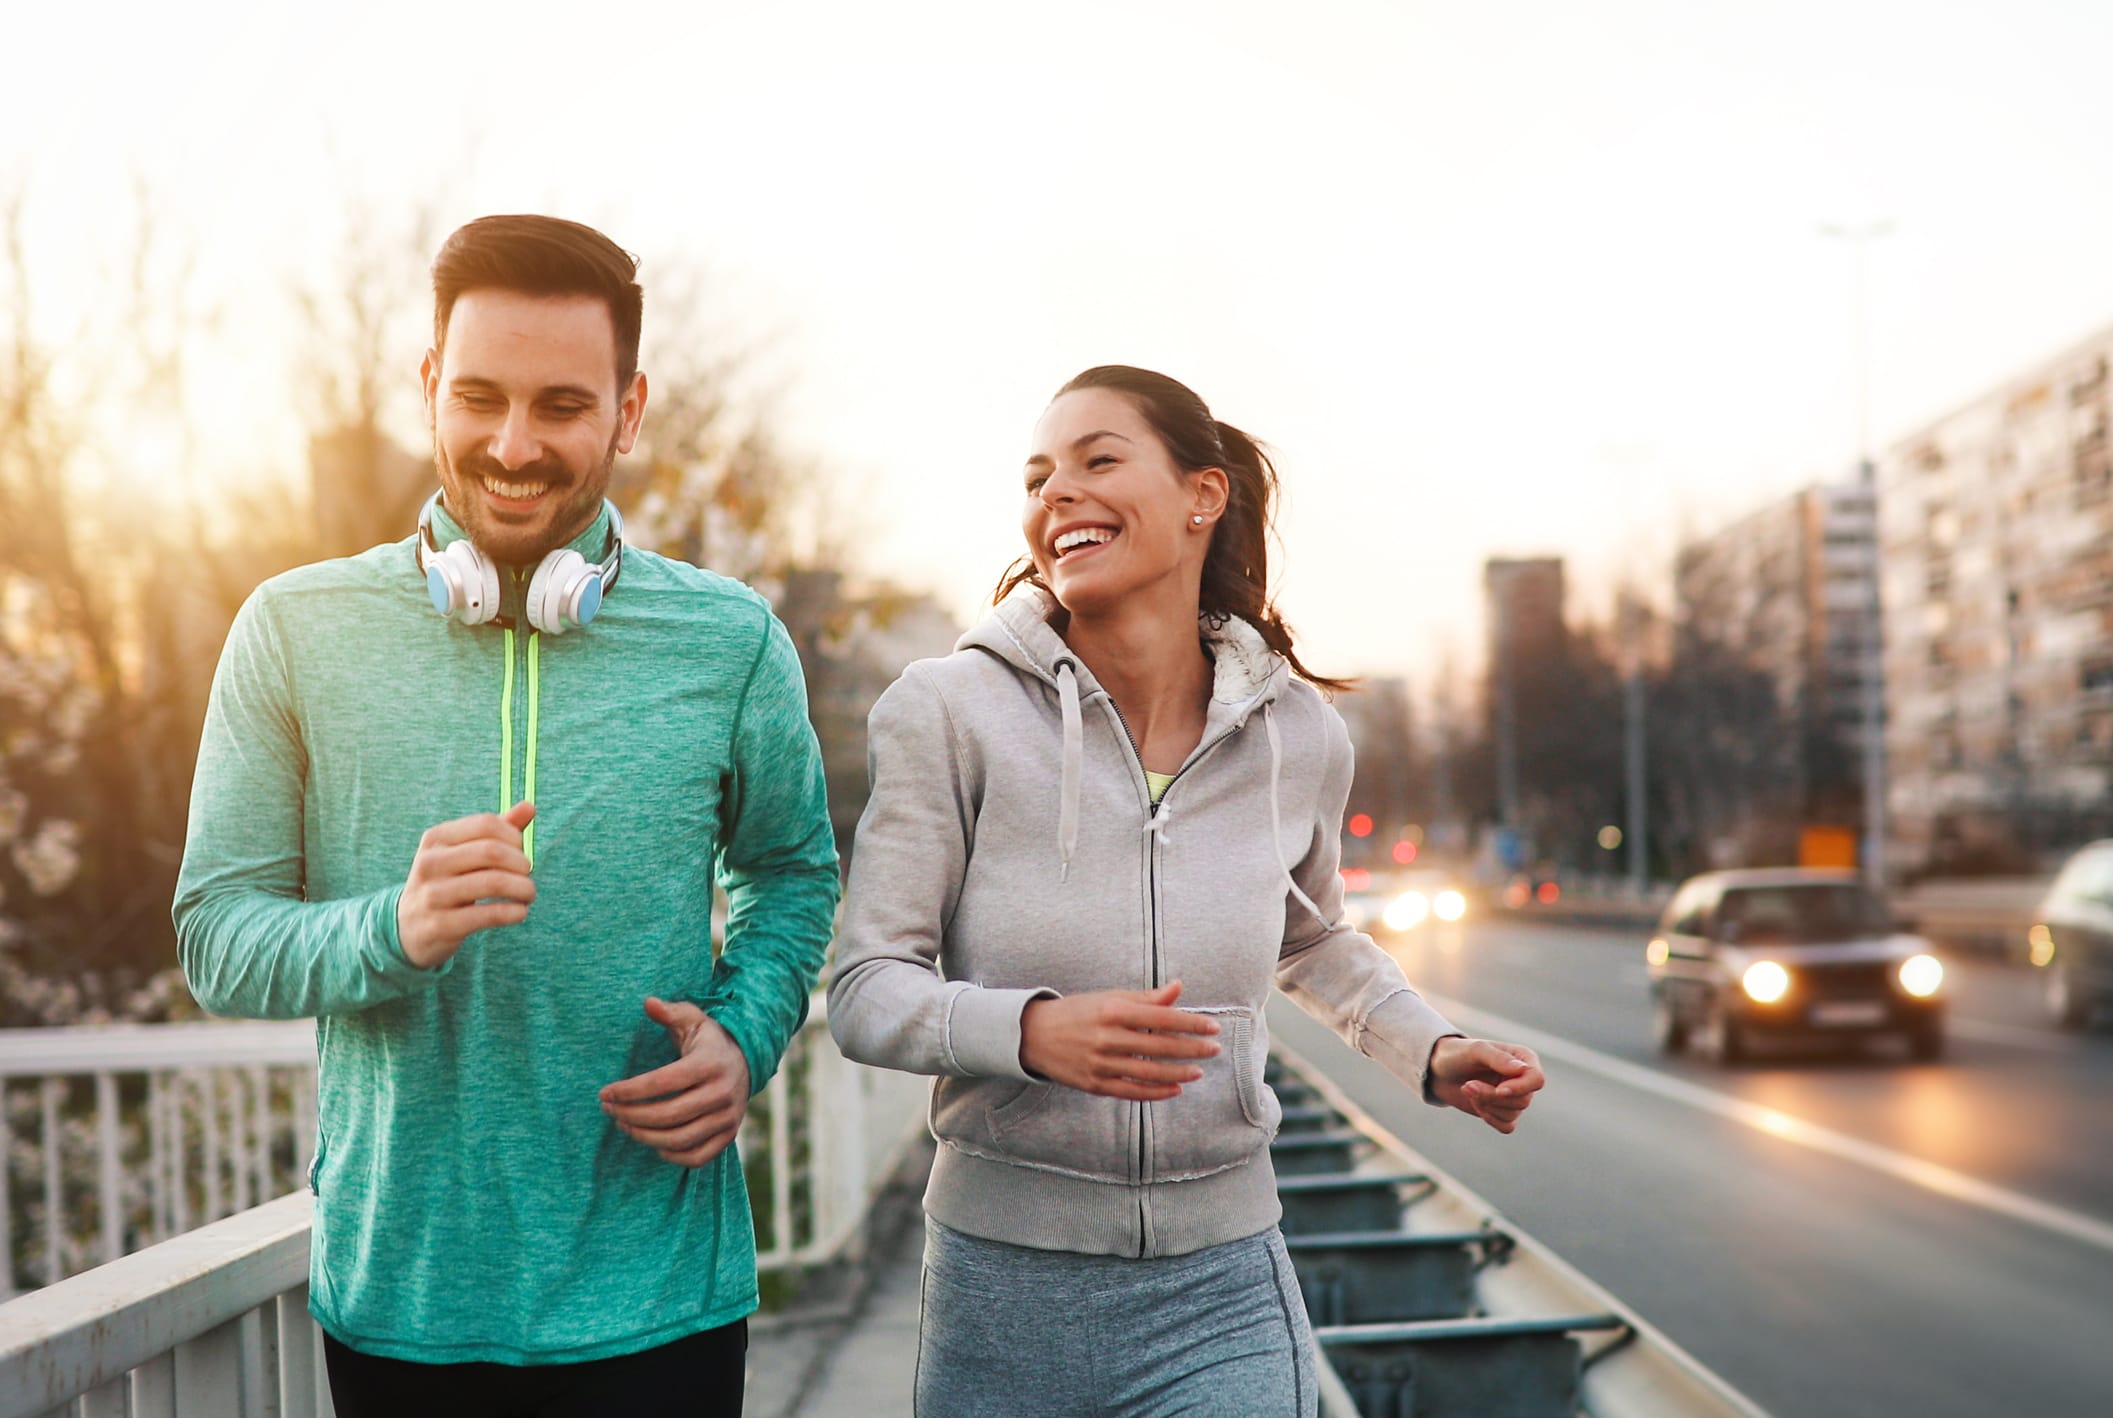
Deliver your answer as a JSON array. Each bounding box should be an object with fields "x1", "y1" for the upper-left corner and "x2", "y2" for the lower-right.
[{"x1": 435, "y1": 434, "x2": 619, "y2": 564}]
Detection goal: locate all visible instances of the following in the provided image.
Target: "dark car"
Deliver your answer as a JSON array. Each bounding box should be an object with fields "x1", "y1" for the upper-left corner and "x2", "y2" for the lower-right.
[
  {"x1": 2029, "y1": 842, "x2": 2113, "y2": 1029},
  {"x1": 1645, "y1": 869, "x2": 1947, "y2": 1064}
]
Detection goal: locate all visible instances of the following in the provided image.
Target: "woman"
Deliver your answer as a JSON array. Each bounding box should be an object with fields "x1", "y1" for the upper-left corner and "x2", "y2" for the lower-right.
[{"x1": 828, "y1": 366, "x2": 1546, "y2": 1416}]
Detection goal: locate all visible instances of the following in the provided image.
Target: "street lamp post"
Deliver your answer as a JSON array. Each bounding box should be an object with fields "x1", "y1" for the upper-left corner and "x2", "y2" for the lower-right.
[
  {"x1": 1622, "y1": 596, "x2": 1648, "y2": 896},
  {"x1": 1820, "y1": 220, "x2": 1894, "y2": 891}
]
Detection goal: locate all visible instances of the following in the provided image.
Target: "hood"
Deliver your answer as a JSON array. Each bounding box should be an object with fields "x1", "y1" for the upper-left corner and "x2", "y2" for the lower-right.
[
  {"x1": 954, "y1": 586, "x2": 1325, "y2": 927},
  {"x1": 960, "y1": 584, "x2": 1290, "y2": 714}
]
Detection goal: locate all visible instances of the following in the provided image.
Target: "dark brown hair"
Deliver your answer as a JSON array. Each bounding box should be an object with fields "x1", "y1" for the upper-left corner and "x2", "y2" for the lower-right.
[
  {"x1": 996, "y1": 365, "x2": 1353, "y2": 693},
  {"x1": 431, "y1": 215, "x2": 645, "y2": 390}
]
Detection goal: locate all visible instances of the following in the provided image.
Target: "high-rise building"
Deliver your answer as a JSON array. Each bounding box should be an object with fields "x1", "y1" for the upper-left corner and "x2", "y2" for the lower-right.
[
  {"x1": 1673, "y1": 479, "x2": 1881, "y2": 807},
  {"x1": 1876, "y1": 327, "x2": 2113, "y2": 871},
  {"x1": 1483, "y1": 558, "x2": 1567, "y2": 833}
]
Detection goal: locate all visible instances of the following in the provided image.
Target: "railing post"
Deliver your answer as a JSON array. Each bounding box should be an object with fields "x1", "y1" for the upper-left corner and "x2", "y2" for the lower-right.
[
  {"x1": 95, "y1": 1073, "x2": 121, "y2": 1265},
  {"x1": 202, "y1": 1072, "x2": 224, "y2": 1225},
  {"x1": 249, "y1": 1067, "x2": 272, "y2": 1202},
  {"x1": 253, "y1": 1300, "x2": 283, "y2": 1418},
  {"x1": 807, "y1": 1039, "x2": 837, "y2": 1259},
  {"x1": 275, "y1": 1289, "x2": 320, "y2": 1418},
  {"x1": 168, "y1": 1074, "x2": 190, "y2": 1239},
  {"x1": 173, "y1": 1315, "x2": 244, "y2": 1417},
  {"x1": 771, "y1": 1048, "x2": 795, "y2": 1257},
  {"x1": 40, "y1": 1079, "x2": 63, "y2": 1287},
  {"x1": 835, "y1": 1043, "x2": 868, "y2": 1265},
  {"x1": 0, "y1": 1082, "x2": 15, "y2": 1301},
  {"x1": 292, "y1": 1071, "x2": 316, "y2": 1185},
  {"x1": 229, "y1": 1073, "x2": 252, "y2": 1217},
  {"x1": 79, "y1": 1376, "x2": 126, "y2": 1417},
  {"x1": 131, "y1": 1352, "x2": 177, "y2": 1418},
  {"x1": 147, "y1": 1072, "x2": 167, "y2": 1244}
]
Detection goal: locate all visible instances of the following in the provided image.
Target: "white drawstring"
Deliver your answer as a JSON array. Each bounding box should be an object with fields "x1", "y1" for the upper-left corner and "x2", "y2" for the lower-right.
[
  {"x1": 1057, "y1": 660, "x2": 1082, "y2": 881},
  {"x1": 1265, "y1": 703, "x2": 1329, "y2": 929},
  {"x1": 1143, "y1": 800, "x2": 1174, "y2": 844}
]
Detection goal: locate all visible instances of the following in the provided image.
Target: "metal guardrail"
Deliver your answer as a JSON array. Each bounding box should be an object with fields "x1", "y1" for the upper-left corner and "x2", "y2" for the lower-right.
[
  {"x1": 1271, "y1": 1046, "x2": 1771, "y2": 1418},
  {"x1": 0, "y1": 1002, "x2": 929, "y2": 1415}
]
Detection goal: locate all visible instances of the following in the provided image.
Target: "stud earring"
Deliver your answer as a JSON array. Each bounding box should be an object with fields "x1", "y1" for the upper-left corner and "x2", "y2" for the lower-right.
[{"x1": 1192, "y1": 515, "x2": 1204, "y2": 524}]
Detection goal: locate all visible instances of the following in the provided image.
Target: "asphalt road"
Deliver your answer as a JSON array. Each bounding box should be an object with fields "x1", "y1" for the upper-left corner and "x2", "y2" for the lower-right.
[{"x1": 1268, "y1": 917, "x2": 2113, "y2": 1418}]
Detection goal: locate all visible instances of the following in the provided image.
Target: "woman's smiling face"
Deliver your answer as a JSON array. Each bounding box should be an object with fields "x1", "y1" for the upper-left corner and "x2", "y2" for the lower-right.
[{"x1": 1023, "y1": 387, "x2": 1212, "y2": 617}]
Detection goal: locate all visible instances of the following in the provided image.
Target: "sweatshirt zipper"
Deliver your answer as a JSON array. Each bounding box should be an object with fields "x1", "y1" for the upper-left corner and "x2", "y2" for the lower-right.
[
  {"x1": 1104, "y1": 700, "x2": 1155, "y2": 1252},
  {"x1": 500, "y1": 571, "x2": 541, "y2": 867},
  {"x1": 1097, "y1": 685, "x2": 1272, "y2": 1256},
  {"x1": 1105, "y1": 697, "x2": 1241, "y2": 1257}
]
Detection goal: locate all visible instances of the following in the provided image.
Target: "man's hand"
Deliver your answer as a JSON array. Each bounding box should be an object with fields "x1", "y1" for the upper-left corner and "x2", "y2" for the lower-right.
[
  {"x1": 1428, "y1": 1037, "x2": 1545, "y2": 1134},
  {"x1": 601, "y1": 998, "x2": 752, "y2": 1168},
  {"x1": 396, "y1": 801, "x2": 537, "y2": 969},
  {"x1": 1019, "y1": 981, "x2": 1222, "y2": 1101}
]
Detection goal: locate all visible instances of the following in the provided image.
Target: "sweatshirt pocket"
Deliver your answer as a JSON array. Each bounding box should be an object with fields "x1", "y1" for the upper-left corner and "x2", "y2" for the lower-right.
[
  {"x1": 1151, "y1": 1005, "x2": 1279, "y2": 1182},
  {"x1": 986, "y1": 1079, "x2": 1057, "y2": 1141},
  {"x1": 932, "y1": 1073, "x2": 1134, "y2": 1183}
]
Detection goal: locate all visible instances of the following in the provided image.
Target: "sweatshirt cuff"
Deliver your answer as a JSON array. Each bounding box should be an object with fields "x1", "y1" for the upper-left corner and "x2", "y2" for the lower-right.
[
  {"x1": 709, "y1": 1007, "x2": 777, "y2": 1097},
  {"x1": 366, "y1": 885, "x2": 455, "y2": 981},
  {"x1": 946, "y1": 985, "x2": 1057, "y2": 1081},
  {"x1": 1356, "y1": 988, "x2": 1465, "y2": 1107}
]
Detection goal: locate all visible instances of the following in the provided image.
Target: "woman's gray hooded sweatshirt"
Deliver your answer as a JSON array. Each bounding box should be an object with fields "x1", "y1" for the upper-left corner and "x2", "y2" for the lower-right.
[{"x1": 828, "y1": 588, "x2": 1462, "y2": 1258}]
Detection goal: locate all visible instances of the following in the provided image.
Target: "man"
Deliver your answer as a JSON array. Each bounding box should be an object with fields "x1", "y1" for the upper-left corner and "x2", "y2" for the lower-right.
[{"x1": 174, "y1": 215, "x2": 839, "y2": 1414}]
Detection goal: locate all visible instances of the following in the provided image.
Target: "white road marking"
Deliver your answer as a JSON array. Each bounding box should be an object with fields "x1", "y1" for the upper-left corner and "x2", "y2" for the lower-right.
[{"x1": 1422, "y1": 991, "x2": 2113, "y2": 1259}]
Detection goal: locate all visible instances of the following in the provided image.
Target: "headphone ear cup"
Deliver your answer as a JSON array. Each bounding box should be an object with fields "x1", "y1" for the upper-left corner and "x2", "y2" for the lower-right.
[
  {"x1": 526, "y1": 549, "x2": 592, "y2": 635},
  {"x1": 443, "y1": 539, "x2": 502, "y2": 625}
]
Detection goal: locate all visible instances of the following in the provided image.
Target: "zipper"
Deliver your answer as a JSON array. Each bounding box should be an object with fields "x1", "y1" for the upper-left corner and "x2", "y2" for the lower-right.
[
  {"x1": 1100, "y1": 695, "x2": 1153, "y2": 1250},
  {"x1": 1103, "y1": 693, "x2": 1239, "y2": 1257},
  {"x1": 1085, "y1": 671, "x2": 1271, "y2": 1256},
  {"x1": 499, "y1": 570, "x2": 542, "y2": 867}
]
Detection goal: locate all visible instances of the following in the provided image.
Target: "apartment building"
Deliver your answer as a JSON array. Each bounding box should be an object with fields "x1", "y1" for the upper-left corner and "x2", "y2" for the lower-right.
[
  {"x1": 1876, "y1": 327, "x2": 2113, "y2": 871},
  {"x1": 1673, "y1": 479, "x2": 1882, "y2": 807}
]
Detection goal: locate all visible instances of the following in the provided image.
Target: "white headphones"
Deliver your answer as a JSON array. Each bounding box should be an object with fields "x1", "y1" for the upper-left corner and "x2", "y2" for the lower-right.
[{"x1": 416, "y1": 492, "x2": 626, "y2": 635}]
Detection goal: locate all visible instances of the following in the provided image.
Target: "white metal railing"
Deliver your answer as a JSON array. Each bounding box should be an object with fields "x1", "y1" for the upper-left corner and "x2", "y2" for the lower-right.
[
  {"x1": 0, "y1": 1022, "x2": 319, "y2": 1299},
  {"x1": 745, "y1": 998, "x2": 930, "y2": 1271},
  {"x1": 0, "y1": 1193, "x2": 328, "y2": 1418},
  {"x1": 0, "y1": 1004, "x2": 928, "y2": 1416},
  {"x1": 0, "y1": 1000, "x2": 925, "y2": 1293}
]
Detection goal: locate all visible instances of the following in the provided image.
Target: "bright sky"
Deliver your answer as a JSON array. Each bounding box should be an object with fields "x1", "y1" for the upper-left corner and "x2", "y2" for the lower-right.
[{"x1": 11, "y1": 0, "x2": 2113, "y2": 685}]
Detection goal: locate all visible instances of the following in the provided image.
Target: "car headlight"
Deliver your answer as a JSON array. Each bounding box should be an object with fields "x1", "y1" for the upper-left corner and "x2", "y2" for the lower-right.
[
  {"x1": 1899, "y1": 954, "x2": 1944, "y2": 998},
  {"x1": 1434, "y1": 889, "x2": 1467, "y2": 922},
  {"x1": 2028, "y1": 925, "x2": 2056, "y2": 968},
  {"x1": 1741, "y1": 961, "x2": 1791, "y2": 1004},
  {"x1": 1383, "y1": 891, "x2": 1430, "y2": 931}
]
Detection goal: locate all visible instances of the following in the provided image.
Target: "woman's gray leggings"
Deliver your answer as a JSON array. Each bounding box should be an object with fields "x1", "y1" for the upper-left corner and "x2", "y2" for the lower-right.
[{"x1": 915, "y1": 1218, "x2": 1320, "y2": 1417}]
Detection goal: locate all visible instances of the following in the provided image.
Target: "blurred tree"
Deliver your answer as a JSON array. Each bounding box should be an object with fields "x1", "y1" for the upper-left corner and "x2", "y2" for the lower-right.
[
  {"x1": 0, "y1": 187, "x2": 212, "y2": 1006},
  {"x1": 1336, "y1": 678, "x2": 1422, "y2": 868},
  {"x1": 1439, "y1": 582, "x2": 1811, "y2": 882},
  {"x1": 1648, "y1": 627, "x2": 1805, "y2": 873},
  {"x1": 291, "y1": 200, "x2": 442, "y2": 559},
  {"x1": 1, "y1": 191, "x2": 948, "y2": 1010}
]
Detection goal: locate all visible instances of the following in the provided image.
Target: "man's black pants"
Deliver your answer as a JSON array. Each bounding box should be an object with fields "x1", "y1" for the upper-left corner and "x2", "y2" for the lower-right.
[{"x1": 322, "y1": 1319, "x2": 747, "y2": 1417}]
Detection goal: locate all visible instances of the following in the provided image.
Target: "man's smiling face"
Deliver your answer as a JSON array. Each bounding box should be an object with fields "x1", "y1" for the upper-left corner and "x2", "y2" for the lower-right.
[{"x1": 422, "y1": 288, "x2": 646, "y2": 565}]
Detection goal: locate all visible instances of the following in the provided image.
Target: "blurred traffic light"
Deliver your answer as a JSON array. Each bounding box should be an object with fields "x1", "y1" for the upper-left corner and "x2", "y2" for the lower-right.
[
  {"x1": 1392, "y1": 840, "x2": 1418, "y2": 865},
  {"x1": 1348, "y1": 813, "x2": 1374, "y2": 838}
]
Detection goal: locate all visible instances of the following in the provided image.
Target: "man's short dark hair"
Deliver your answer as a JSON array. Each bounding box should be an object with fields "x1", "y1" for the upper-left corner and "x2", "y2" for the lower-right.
[{"x1": 432, "y1": 215, "x2": 645, "y2": 390}]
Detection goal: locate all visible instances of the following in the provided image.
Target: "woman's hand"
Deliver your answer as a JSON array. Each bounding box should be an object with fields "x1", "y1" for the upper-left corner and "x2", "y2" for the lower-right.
[
  {"x1": 1019, "y1": 981, "x2": 1222, "y2": 1100},
  {"x1": 1428, "y1": 1037, "x2": 1545, "y2": 1134}
]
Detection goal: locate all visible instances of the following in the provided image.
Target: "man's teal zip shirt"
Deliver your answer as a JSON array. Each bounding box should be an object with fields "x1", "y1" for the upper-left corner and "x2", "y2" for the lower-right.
[{"x1": 174, "y1": 503, "x2": 841, "y2": 1363}]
